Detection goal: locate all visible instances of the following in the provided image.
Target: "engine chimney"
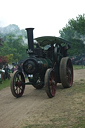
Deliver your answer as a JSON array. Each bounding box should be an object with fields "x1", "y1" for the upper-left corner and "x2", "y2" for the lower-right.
[{"x1": 25, "y1": 28, "x2": 34, "y2": 53}]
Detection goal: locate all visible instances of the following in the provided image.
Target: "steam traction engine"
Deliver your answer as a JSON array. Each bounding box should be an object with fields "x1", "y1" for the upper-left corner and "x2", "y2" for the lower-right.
[{"x1": 10, "y1": 28, "x2": 73, "y2": 98}]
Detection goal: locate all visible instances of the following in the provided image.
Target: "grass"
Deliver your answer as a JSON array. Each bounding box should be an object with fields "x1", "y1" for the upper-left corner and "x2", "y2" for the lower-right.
[
  {"x1": 0, "y1": 79, "x2": 10, "y2": 90},
  {"x1": 72, "y1": 81, "x2": 85, "y2": 93},
  {"x1": 24, "y1": 81, "x2": 85, "y2": 128},
  {"x1": 73, "y1": 118, "x2": 85, "y2": 128},
  {"x1": 73, "y1": 65, "x2": 85, "y2": 70},
  {"x1": 25, "y1": 124, "x2": 54, "y2": 128},
  {"x1": 24, "y1": 119, "x2": 85, "y2": 128}
]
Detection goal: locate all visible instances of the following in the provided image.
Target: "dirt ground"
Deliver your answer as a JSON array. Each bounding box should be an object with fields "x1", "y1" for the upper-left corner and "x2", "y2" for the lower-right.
[{"x1": 0, "y1": 69, "x2": 85, "y2": 128}]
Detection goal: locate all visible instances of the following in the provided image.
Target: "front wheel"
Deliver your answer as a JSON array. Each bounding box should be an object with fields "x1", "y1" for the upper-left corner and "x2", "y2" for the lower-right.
[
  {"x1": 60, "y1": 57, "x2": 73, "y2": 88},
  {"x1": 10, "y1": 70, "x2": 25, "y2": 98},
  {"x1": 45, "y1": 68, "x2": 57, "y2": 98}
]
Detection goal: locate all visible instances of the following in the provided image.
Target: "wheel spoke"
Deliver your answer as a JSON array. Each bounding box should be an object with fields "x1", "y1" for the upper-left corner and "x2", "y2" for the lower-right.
[
  {"x1": 16, "y1": 87, "x2": 19, "y2": 94},
  {"x1": 10, "y1": 70, "x2": 25, "y2": 98},
  {"x1": 19, "y1": 87, "x2": 21, "y2": 94},
  {"x1": 15, "y1": 86, "x2": 18, "y2": 92}
]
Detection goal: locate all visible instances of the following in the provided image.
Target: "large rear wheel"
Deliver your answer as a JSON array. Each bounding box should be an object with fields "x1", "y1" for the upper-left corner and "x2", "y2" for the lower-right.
[
  {"x1": 45, "y1": 68, "x2": 57, "y2": 98},
  {"x1": 10, "y1": 70, "x2": 25, "y2": 98},
  {"x1": 60, "y1": 57, "x2": 73, "y2": 88}
]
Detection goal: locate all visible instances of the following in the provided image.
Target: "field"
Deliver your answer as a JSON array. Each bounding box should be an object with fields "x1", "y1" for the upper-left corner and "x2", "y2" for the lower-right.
[{"x1": 0, "y1": 68, "x2": 85, "y2": 128}]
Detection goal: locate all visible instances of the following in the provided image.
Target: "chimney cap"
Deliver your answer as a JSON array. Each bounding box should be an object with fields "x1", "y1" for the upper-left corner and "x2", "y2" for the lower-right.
[{"x1": 25, "y1": 28, "x2": 34, "y2": 30}]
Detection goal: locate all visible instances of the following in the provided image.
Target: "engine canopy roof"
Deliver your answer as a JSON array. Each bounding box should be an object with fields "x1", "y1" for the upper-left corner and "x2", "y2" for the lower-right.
[{"x1": 35, "y1": 36, "x2": 70, "y2": 48}]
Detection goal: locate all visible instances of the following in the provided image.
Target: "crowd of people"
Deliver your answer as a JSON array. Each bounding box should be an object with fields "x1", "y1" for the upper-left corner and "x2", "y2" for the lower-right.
[
  {"x1": 1, "y1": 63, "x2": 23, "y2": 81},
  {"x1": 2, "y1": 64, "x2": 11, "y2": 80}
]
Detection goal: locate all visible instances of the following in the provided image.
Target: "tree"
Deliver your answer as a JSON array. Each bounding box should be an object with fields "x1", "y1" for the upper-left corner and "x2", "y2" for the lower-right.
[
  {"x1": 0, "y1": 56, "x2": 7, "y2": 68},
  {"x1": 0, "y1": 38, "x2": 3, "y2": 46},
  {"x1": 59, "y1": 14, "x2": 85, "y2": 56},
  {"x1": 0, "y1": 25, "x2": 28, "y2": 63},
  {"x1": 0, "y1": 34, "x2": 28, "y2": 63},
  {"x1": 6, "y1": 54, "x2": 13, "y2": 64}
]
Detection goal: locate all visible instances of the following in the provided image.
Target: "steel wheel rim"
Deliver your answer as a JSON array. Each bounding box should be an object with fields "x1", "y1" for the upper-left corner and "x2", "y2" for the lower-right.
[{"x1": 66, "y1": 59, "x2": 73, "y2": 86}]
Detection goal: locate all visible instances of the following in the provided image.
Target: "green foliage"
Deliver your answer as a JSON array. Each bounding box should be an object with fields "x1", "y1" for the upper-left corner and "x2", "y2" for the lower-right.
[
  {"x1": 68, "y1": 39, "x2": 85, "y2": 55},
  {"x1": 68, "y1": 14, "x2": 85, "y2": 35},
  {"x1": 0, "y1": 24, "x2": 28, "y2": 63},
  {"x1": 0, "y1": 79, "x2": 10, "y2": 90},
  {"x1": 59, "y1": 14, "x2": 85, "y2": 56},
  {"x1": 6, "y1": 54, "x2": 13, "y2": 64}
]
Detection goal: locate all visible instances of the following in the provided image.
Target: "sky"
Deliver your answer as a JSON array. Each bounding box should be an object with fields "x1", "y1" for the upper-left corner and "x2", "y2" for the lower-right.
[{"x1": 0, "y1": 0, "x2": 85, "y2": 38}]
